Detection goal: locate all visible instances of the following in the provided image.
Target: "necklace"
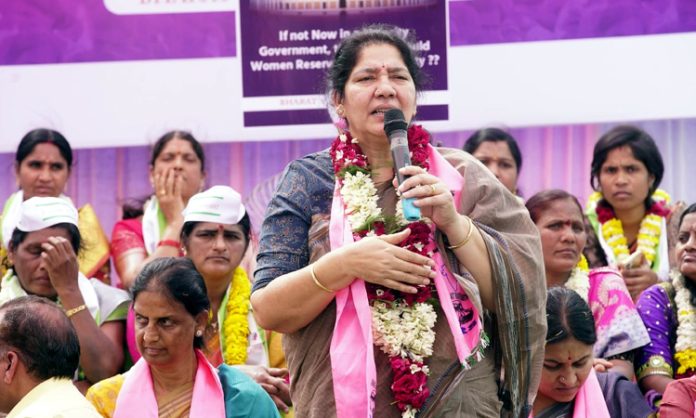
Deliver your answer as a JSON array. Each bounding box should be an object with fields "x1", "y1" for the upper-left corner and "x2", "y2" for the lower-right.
[{"x1": 590, "y1": 190, "x2": 670, "y2": 267}]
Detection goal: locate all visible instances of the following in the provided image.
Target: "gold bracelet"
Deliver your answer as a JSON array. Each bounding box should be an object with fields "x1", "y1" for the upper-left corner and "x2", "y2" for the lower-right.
[
  {"x1": 310, "y1": 263, "x2": 334, "y2": 293},
  {"x1": 447, "y1": 216, "x2": 474, "y2": 250},
  {"x1": 65, "y1": 304, "x2": 87, "y2": 318}
]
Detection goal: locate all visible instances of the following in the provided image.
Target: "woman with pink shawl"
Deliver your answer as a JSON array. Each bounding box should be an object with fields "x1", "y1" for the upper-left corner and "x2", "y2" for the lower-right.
[
  {"x1": 527, "y1": 190, "x2": 650, "y2": 379},
  {"x1": 251, "y1": 25, "x2": 546, "y2": 418},
  {"x1": 86, "y1": 258, "x2": 278, "y2": 418},
  {"x1": 532, "y1": 287, "x2": 652, "y2": 418}
]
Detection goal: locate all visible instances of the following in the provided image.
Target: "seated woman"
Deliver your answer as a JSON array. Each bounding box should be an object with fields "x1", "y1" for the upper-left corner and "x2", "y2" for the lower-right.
[
  {"x1": 659, "y1": 375, "x2": 696, "y2": 417},
  {"x1": 463, "y1": 127, "x2": 522, "y2": 196},
  {"x1": 584, "y1": 126, "x2": 673, "y2": 299},
  {"x1": 87, "y1": 257, "x2": 279, "y2": 418},
  {"x1": 532, "y1": 287, "x2": 653, "y2": 418},
  {"x1": 1, "y1": 196, "x2": 129, "y2": 391},
  {"x1": 111, "y1": 130, "x2": 206, "y2": 289},
  {"x1": 1, "y1": 128, "x2": 110, "y2": 281},
  {"x1": 635, "y1": 203, "x2": 696, "y2": 396},
  {"x1": 182, "y1": 186, "x2": 291, "y2": 413},
  {"x1": 125, "y1": 186, "x2": 292, "y2": 413},
  {"x1": 526, "y1": 190, "x2": 649, "y2": 378}
]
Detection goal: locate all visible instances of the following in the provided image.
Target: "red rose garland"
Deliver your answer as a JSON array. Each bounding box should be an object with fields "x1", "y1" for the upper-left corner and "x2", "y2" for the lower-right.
[{"x1": 330, "y1": 125, "x2": 437, "y2": 417}]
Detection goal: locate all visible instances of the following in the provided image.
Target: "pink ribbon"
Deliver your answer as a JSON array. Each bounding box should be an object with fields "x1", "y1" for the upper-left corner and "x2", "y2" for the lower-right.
[
  {"x1": 114, "y1": 350, "x2": 226, "y2": 418},
  {"x1": 572, "y1": 369, "x2": 610, "y2": 418},
  {"x1": 329, "y1": 145, "x2": 483, "y2": 417}
]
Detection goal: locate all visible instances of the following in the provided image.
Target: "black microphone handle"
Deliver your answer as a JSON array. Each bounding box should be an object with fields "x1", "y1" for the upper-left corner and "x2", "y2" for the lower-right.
[{"x1": 389, "y1": 128, "x2": 411, "y2": 185}]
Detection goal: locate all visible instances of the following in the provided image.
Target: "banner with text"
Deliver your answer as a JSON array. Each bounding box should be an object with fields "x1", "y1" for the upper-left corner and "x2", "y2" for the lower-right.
[{"x1": 238, "y1": 0, "x2": 449, "y2": 127}]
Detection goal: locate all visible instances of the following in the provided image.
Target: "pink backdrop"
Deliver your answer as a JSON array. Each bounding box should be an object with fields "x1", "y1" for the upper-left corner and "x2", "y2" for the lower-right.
[{"x1": 1, "y1": 118, "x2": 695, "y2": 240}]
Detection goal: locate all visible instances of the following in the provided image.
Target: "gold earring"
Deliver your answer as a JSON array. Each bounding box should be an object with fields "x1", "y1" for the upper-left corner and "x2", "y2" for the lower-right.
[
  {"x1": 195, "y1": 329, "x2": 203, "y2": 337},
  {"x1": 336, "y1": 104, "x2": 345, "y2": 117}
]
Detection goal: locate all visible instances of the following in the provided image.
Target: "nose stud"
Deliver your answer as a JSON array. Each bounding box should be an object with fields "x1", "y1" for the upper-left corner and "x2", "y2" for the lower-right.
[{"x1": 559, "y1": 376, "x2": 566, "y2": 383}]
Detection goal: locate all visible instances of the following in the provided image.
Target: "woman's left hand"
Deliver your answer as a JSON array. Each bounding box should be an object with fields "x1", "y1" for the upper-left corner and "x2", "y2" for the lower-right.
[
  {"x1": 235, "y1": 365, "x2": 291, "y2": 413},
  {"x1": 41, "y1": 236, "x2": 80, "y2": 295},
  {"x1": 396, "y1": 166, "x2": 460, "y2": 233}
]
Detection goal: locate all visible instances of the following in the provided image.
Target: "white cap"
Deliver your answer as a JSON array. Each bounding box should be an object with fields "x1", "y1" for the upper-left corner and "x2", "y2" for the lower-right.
[
  {"x1": 17, "y1": 197, "x2": 78, "y2": 232},
  {"x1": 182, "y1": 185, "x2": 246, "y2": 225}
]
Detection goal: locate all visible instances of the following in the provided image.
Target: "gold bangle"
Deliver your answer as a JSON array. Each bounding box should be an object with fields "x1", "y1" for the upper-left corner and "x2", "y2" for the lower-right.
[
  {"x1": 65, "y1": 304, "x2": 87, "y2": 318},
  {"x1": 310, "y1": 263, "x2": 333, "y2": 293},
  {"x1": 447, "y1": 217, "x2": 474, "y2": 250}
]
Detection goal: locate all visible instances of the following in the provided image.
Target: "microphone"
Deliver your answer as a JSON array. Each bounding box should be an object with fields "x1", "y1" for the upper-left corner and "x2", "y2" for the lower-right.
[{"x1": 384, "y1": 108, "x2": 421, "y2": 222}]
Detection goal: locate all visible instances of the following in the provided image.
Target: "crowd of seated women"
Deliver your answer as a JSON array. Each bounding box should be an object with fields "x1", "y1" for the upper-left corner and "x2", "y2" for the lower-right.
[{"x1": 1, "y1": 24, "x2": 696, "y2": 418}]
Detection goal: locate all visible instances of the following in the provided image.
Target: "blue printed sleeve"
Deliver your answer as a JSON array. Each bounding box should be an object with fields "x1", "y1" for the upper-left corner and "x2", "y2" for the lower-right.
[{"x1": 253, "y1": 151, "x2": 334, "y2": 292}]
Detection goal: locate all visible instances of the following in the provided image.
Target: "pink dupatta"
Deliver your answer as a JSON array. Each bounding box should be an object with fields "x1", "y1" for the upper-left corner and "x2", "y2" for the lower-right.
[
  {"x1": 573, "y1": 369, "x2": 610, "y2": 418},
  {"x1": 113, "y1": 350, "x2": 226, "y2": 418},
  {"x1": 328, "y1": 145, "x2": 484, "y2": 417},
  {"x1": 529, "y1": 370, "x2": 609, "y2": 418}
]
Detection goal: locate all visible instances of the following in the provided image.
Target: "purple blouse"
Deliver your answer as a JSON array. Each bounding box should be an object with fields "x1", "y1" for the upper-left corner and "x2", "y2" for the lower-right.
[{"x1": 634, "y1": 283, "x2": 693, "y2": 380}]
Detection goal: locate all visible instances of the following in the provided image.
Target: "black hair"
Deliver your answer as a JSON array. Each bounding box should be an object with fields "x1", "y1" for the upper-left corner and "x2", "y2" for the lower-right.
[
  {"x1": 545, "y1": 287, "x2": 597, "y2": 345},
  {"x1": 131, "y1": 258, "x2": 209, "y2": 349},
  {"x1": 9, "y1": 223, "x2": 82, "y2": 256},
  {"x1": 327, "y1": 24, "x2": 428, "y2": 101},
  {"x1": 679, "y1": 203, "x2": 696, "y2": 306},
  {"x1": 122, "y1": 130, "x2": 206, "y2": 219},
  {"x1": 15, "y1": 128, "x2": 73, "y2": 169},
  {"x1": 590, "y1": 125, "x2": 664, "y2": 209},
  {"x1": 181, "y1": 212, "x2": 252, "y2": 253},
  {"x1": 463, "y1": 128, "x2": 523, "y2": 174},
  {"x1": 679, "y1": 203, "x2": 696, "y2": 230},
  {"x1": 150, "y1": 130, "x2": 206, "y2": 172},
  {"x1": 0, "y1": 295, "x2": 80, "y2": 380},
  {"x1": 526, "y1": 189, "x2": 583, "y2": 224}
]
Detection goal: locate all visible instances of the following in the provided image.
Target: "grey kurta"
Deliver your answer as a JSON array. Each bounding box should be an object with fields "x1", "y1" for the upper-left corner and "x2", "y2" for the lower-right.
[{"x1": 254, "y1": 146, "x2": 546, "y2": 417}]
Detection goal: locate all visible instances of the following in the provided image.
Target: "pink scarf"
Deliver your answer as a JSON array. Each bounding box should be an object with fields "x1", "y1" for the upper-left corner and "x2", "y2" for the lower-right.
[
  {"x1": 573, "y1": 369, "x2": 610, "y2": 418},
  {"x1": 529, "y1": 370, "x2": 609, "y2": 418},
  {"x1": 329, "y1": 145, "x2": 484, "y2": 417},
  {"x1": 113, "y1": 349, "x2": 226, "y2": 418}
]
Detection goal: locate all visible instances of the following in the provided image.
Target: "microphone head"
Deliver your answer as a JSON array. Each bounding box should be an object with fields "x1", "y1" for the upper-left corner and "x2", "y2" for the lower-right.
[{"x1": 383, "y1": 108, "x2": 408, "y2": 137}]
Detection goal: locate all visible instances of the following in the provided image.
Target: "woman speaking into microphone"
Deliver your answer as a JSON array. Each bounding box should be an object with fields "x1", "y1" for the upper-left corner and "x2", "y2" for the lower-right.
[{"x1": 250, "y1": 24, "x2": 546, "y2": 418}]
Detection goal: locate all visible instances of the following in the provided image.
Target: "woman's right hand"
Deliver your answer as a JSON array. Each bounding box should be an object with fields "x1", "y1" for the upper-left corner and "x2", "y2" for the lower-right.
[
  {"x1": 339, "y1": 228, "x2": 436, "y2": 294},
  {"x1": 153, "y1": 168, "x2": 185, "y2": 224}
]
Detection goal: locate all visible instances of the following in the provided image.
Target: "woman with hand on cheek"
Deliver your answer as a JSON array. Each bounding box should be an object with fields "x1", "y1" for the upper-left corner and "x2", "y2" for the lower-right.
[
  {"x1": 2, "y1": 197, "x2": 129, "y2": 392},
  {"x1": 111, "y1": 131, "x2": 206, "y2": 289}
]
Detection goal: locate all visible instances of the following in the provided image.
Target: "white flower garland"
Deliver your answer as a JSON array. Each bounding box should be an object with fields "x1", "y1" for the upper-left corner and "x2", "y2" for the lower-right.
[
  {"x1": 371, "y1": 300, "x2": 437, "y2": 362},
  {"x1": 672, "y1": 272, "x2": 696, "y2": 374},
  {"x1": 564, "y1": 255, "x2": 590, "y2": 302},
  {"x1": 340, "y1": 170, "x2": 381, "y2": 230}
]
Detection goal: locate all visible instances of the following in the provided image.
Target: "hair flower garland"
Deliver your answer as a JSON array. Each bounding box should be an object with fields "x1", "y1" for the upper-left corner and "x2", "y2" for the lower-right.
[
  {"x1": 330, "y1": 125, "x2": 437, "y2": 417},
  {"x1": 221, "y1": 266, "x2": 251, "y2": 365},
  {"x1": 590, "y1": 189, "x2": 671, "y2": 267}
]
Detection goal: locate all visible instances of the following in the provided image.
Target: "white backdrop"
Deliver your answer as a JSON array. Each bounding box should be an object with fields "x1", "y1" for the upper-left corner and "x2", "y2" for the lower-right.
[{"x1": 1, "y1": 13, "x2": 695, "y2": 151}]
